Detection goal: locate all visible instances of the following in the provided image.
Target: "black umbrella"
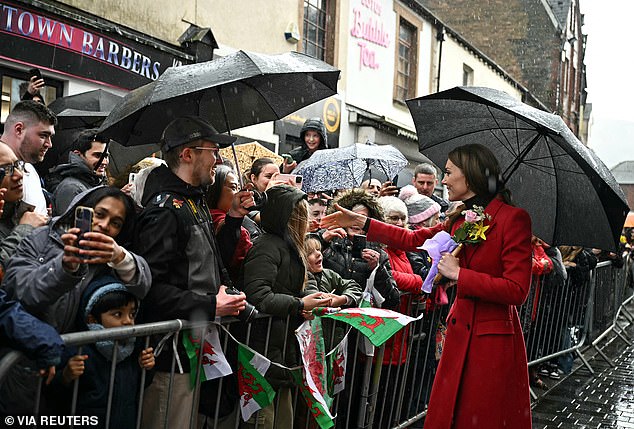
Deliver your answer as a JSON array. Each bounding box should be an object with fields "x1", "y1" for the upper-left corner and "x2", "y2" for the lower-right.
[
  {"x1": 98, "y1": 50, "x2": 339, "y2": 146},
  {"x1": 406, "y1": 86, "x2": 629, "y2": 251},
  {"x1": 38, "y1": 90, "x2": 123, "y2": 178},
  {"x1": 48, "y1": 89, "x2": 123, "y2": 114}
]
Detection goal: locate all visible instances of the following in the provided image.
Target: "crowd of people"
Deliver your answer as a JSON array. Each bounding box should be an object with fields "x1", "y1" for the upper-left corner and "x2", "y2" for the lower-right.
[{"x1": 0, "y1": 91, "x2": 629, "y2": 429}]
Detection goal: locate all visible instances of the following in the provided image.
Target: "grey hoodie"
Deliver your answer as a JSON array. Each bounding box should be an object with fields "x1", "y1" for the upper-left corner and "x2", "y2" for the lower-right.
[{"x1": 2, "y1": 187, "x2": 151, "y2": 333}]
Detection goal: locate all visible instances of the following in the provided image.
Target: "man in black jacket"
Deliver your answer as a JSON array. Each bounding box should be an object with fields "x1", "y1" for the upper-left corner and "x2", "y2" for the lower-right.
[
  {"x1": 133, "y1": 116, "x2": 249, "y2": 429},
  {"x1": 48, "y1": 129, "x2": 109, "y2": 215}
]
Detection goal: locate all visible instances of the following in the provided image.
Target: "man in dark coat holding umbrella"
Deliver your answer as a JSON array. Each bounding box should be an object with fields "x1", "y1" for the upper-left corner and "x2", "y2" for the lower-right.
[
  {"x1": 282, "y1": 117, "x2": 329, "y2": 173},
  {"x1": 133, "y1": 116, "x2": 249, "y2": 429}
]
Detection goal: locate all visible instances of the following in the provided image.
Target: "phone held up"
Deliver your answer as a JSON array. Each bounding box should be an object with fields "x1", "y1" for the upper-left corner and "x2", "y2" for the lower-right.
[
  {"x1": 351, "y1": 234, "x2": 367, "y2": 259},
  {"x1": 277, "y1": 173, "x2": 303, "y2": 189},
  {"x1": 28, "y1": 67, "x2": 42, "y2": 81},
  {"x1": 74, "y1": 206, "x2": 93, "y2": 240}
]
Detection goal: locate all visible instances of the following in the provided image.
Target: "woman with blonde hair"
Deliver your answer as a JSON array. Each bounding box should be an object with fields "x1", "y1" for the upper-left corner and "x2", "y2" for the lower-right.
[{"x1": 238, "y1": 184, "x2": 331, "y2": 429}]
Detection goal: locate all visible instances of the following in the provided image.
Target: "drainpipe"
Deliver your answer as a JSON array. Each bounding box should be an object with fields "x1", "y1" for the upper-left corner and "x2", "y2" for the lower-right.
[{"x1": 436, "y1": 25, "x2": 446, "y2": 93}]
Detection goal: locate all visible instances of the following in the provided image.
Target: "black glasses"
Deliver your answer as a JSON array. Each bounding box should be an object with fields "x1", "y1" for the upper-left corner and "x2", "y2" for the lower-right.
[
  {"x1": 0, "y1": 160, "x2": 25, "y2": 178},
  {"x1": 193, "y1": 146, "x2": 221, "y2": 156}
]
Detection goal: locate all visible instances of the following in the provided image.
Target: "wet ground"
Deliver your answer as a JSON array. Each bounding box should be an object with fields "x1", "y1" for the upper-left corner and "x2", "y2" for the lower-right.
[{"x1": 532, "y1": 306, "x2": 634, "y2": 428}]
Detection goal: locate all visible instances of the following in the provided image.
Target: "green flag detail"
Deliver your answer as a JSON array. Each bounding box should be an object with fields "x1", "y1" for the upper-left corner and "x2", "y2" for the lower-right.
[
  {"x1": 322, "y1": 307, "x2": 422, "y2": 347},
  {"x1": 236, "y1": 344, "x2": 276, "y2": 421}
]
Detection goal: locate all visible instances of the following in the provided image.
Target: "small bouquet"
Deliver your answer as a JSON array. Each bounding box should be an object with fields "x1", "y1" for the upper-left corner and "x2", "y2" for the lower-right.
[{"x1": 421, "y1": 205, "x2": 491, "y2": 291}]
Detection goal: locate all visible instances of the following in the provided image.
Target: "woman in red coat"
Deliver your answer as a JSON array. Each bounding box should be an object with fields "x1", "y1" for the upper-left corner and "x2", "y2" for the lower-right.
[{"x1": 322, "y1": 144, "x2": 532, "y2": 429}]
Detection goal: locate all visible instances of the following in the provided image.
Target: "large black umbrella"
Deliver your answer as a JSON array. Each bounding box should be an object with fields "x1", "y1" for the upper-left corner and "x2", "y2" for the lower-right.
[
  {"x1": 98, "y1": 50, "x2": 340, "y2": 147},
  {"x1": 406, "y1": 86, "x2": 629, "y2": 251}
]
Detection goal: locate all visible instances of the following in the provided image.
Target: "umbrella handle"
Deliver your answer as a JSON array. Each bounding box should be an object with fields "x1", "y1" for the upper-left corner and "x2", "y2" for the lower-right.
[
  {"x1": 230, "y1": 143, "x2": 244, "y2": 189},
  {"x1": 217, "y1": 87, "x2": 244, "y2": 189}
]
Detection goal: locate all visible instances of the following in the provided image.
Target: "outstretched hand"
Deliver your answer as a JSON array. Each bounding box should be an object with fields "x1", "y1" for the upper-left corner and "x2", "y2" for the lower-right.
[{"x1": 320, "y1": 203, "x2": 367, "y2": 230}]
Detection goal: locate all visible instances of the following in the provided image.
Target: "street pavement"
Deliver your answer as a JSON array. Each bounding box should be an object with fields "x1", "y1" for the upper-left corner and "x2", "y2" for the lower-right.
[{"x1": 532, "y1": 303, "x2": 634, "y2": 428}]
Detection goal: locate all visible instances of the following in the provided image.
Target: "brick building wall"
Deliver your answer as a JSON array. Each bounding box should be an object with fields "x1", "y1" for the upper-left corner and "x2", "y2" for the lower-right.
[
  {"x1": 622, "y1": 184, "x2": 634, "y2": 211},
  {"x1": 420, "y1": 0, "x2": 561, "y2": 110}
]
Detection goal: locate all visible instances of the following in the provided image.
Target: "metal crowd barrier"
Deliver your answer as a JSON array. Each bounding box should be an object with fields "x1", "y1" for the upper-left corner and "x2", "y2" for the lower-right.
[
  {"x1": 587, "y1": 256, "x2": 634, "y2": 366},
  {"x1": 1, "y1": 260, "x2": 632, "y2": 429},
  {"x1": 0, "y1": 297, "x2": 453, "y2": 429}
]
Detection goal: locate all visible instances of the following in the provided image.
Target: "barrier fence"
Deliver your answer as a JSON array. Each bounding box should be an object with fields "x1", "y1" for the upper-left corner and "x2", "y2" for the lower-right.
[{"x1": 1, "y1": 258, "x2": 632, "y2": 429}]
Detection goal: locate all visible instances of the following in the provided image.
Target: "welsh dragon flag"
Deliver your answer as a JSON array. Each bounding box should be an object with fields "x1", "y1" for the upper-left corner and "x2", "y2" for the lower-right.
[
  {"x1": 295, "y1": 319, "x2": 335, "y2": 429},
  {"x1": 309, "y1": 308, "x2": 348, "y2": 396},
  {"x1": 236, "y1": 344, "x2": 276, "y2": 421},
  {"x1": 322, "y1": 307, "x2": 423, "y2": 347},
  {"x1": 327, "y1": 335, "x2": 347, "y2": 396},
  {"x1": 182, "y1": 326, "x2": 232, "y2": 388}
]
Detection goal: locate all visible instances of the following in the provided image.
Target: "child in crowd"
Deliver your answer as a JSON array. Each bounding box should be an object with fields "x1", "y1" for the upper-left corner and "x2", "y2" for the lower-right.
[
  {"x1": 304, "y1": 235, "x2": 362, "y2": 321},
  {"x1": 58, "y1": 276, "x2": 154, "y2": 428}
]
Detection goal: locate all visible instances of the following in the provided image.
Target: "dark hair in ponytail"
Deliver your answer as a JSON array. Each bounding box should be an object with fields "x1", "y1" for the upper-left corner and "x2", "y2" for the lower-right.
[
  {"x1": 447, "y1": 143, "x2": 513, "y2": 205},
  {"x1": 445, "y1": 144, "x2": 513, "y2": 228}
]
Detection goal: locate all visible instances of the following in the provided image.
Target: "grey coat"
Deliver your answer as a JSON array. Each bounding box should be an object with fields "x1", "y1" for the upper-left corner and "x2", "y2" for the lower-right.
[{"x1": 1, "y1": 188, "x2": 151, "y2": 333}]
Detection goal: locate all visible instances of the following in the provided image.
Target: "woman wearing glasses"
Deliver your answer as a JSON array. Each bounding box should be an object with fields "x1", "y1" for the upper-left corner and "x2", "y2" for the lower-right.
[{"x1": 0, "y1": 143, "x2": 48, "y2": 272}]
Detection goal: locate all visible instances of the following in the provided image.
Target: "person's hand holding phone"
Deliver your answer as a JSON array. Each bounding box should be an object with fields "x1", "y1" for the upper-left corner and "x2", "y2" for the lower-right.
[
  {"x1": 77, "y1": 231, "x2": 125, "y2": 265},
  {"x1": 27, "y1": 68, "x2": 44, "y2": 95},
  {"x1": 281, "y1": 154, "x2": 297, "y2": 174},
  {"x1": 379, "y1": 180, "x2": 399, "y2": 197},
  {"x1": 361, "y1": 248, "x2": 381, "y2": 270},
  {"x1": 228, "y1": 183, "x2": 256, "y2": 217},
  {"x1": 61, "y1": 227, "x2": 83, "y2": 272}
]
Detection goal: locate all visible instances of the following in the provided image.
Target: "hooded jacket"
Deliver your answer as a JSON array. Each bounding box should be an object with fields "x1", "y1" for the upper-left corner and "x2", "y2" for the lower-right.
[
  {"x1": 238, "y1": 185, "x2": 307, "y2": 388},
  {"x1": 2, "y1": 187, "x2": 151, "y2": 334},
  {"x1": 48, "y1": 152, "x2": 107, "y2": 216},
  {"x1": 287, "y1": 117, "x2": 329, "y2": 164},
  {"x1": 133, "y1": 165, "x2": 242, "y2": 372}
]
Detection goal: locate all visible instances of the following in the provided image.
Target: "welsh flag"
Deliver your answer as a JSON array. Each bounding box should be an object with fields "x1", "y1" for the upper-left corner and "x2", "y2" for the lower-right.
[
  {"x1": 322, "y1": 307, "x2": 423, "y2": 347},
  {"x1": 291, "y1": 367, "x2": 335, "y2": 429},
  {"x1": 182, "y1": 326, "x2": 232, "y2": 388},
  {"x1": 326, "y1": 335, "x2": 347, "y2": 396},
  {"x1": 296, "y1": 319, "x2": 332, "y2": 405},
  {"x1": 236, "y1": 344, "x2": 276, "y2": 421},
  {"x1": 309, "y1": 309, "x2": 348, "y2": 396}
]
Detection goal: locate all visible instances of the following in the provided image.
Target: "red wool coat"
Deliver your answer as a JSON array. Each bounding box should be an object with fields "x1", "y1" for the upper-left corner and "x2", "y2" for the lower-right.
[{"x1": 367, "y1": 197, "x2": 532, "y2": 429}]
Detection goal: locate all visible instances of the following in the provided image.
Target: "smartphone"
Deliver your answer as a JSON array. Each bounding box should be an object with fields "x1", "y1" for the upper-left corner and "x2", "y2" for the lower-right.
[
  {"x1": 351, "y1": 234, "x2": 367, "y2": 259},
  {"x1": 282, "y1": 154, "x2": 294, "y2": 164},
  {"x1": 74, "y1": 206, "x2": 94, "y2": 239},
  {"x1": 277, "y1": 173, "x2": 303, "y2": 189},
  {"x1": 128, "y1": 172, "x2": 136, "y2": 184},
  {"x1": 28, "y1": 67, "x2": 42, "y2": 80}
]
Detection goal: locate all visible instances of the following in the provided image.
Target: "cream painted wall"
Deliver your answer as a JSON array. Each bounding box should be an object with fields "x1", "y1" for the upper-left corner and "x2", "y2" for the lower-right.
[
  {"x1": 439, "y1": 38, "x2": 523, "y2": 99},
  {"x1": 58, "y1": 0, "x2": 299, "y2": 54}
]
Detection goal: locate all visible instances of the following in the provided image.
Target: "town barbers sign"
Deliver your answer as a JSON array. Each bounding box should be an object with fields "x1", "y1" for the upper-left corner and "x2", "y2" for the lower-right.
[{"x1": 0, "y1": 0, "x2": 192, "y2": 89}]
